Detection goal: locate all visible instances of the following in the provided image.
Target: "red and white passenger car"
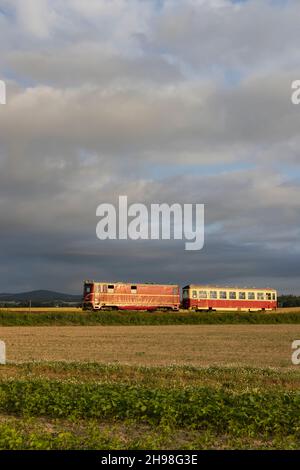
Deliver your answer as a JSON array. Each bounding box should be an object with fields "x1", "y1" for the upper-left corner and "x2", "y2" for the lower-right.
[
  {"x1": 82, "y1": 280, "x2": 180, "y2": 311},
  {"x1": 182, "y1": 285, "x2": 277, "y2": 311}
]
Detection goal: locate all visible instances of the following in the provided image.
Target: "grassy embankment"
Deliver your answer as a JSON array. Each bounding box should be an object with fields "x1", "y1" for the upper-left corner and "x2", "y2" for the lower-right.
[{"x1": 1, "y1": 309, "x2": 300, "y2": 325}]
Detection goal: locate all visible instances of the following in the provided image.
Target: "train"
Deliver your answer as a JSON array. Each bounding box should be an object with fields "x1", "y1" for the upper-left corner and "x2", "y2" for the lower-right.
[
  {"x1": 82, "y1": 280, "x2": 277, "y2": 312},
  {"x1": 182, "y1": 284, "x2": 277, "y2": 311}
]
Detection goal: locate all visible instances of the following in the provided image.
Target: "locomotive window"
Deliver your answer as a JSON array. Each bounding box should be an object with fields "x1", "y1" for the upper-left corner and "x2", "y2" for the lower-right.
[
  {"x1": 108, "y1": 284, "x2": 114, "y2": 293},
  {"x1": 219, "y1": 291, "x2": 227, "y2": 299},
  {"x1": 229, "y1": 292, "x2": 236, "y2": 299},
  {"x1": 239, "y1": 292, "x2": 246, "y2": 299},
  {"x1": 210, "y1": 291, "x2": 217, "y2": 299},
  {"x1": 199, "y1": 291, "x2": 207, "y2": 299},
  {"x1": 131, "y1": 285, "x2": 137, "y2": 294},
  {"x1": 272, "y1": 293, "x2": 276, "y2": 300},
  {"x1": 192, "y1": 290, "x2": 197, "y2": 298},
  {"x1": 85, "y1": 286, "x2": 91, "y2": 294},
  {"x1": 257, "y1": 292, "x2": 264, "y2": 300},
  {"x1": 248, "y1": 292, "x2": 255, "y2": 300},
  {"x1": 266, "y1": 293, "x2": 272, "y2": 300},
  {"x1": 183, "y1": 290, "x2": 188, "y2": 299}
]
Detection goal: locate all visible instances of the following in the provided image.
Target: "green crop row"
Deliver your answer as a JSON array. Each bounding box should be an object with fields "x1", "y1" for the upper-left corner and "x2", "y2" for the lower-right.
[
  {"x1": 0, "y1": 416, "x2": 299, "y2": 450},
  {"x1": 0, "y1": 379, "x2": 299, "y2": 435},
  {"x1": 1, "y1": 310, "x2": 300, "y2": 325}
]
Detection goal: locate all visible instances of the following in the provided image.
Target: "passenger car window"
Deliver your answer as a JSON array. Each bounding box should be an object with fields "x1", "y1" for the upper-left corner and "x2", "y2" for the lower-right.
[{"x1": 199, "y1": 291, "x2": 207, "y2": 299}]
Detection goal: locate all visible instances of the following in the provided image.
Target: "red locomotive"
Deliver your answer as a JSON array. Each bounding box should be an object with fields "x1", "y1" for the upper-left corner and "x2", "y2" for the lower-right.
[
  {"x1": 82, "y1": 280, "x2": 180, "y2": 311},
  {"x1": 182, "y1": 284, "x2": 277, "y2": 311},
  {"x1": 83, "y1": 280, "x2": 277, "y2": 312}
]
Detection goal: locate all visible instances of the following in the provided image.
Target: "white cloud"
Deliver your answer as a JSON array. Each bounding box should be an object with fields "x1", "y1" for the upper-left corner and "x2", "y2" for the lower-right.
[{"x1": 14, "y1": 0, "x2": 56, "y2": 38}]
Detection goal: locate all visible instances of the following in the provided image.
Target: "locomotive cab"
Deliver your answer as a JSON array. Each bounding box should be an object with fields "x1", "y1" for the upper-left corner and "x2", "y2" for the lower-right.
[{"x1": 82, "y1": 281, "x2": 95, "y2": 310}]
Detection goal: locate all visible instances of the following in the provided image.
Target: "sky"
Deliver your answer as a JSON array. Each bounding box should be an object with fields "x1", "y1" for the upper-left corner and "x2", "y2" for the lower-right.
[{"x1": 0, "y1": 0, "x2": 300, "y2": 294}]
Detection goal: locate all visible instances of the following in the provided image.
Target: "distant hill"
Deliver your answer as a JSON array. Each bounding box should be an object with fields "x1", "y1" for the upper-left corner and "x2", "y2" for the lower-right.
[{"x1": 0, "y1": 290, "x2": 81, "y2": 306}]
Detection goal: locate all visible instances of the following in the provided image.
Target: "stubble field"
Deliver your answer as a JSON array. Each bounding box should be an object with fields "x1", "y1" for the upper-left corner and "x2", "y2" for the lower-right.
[{"x1": 0, "y1": 324, "x2": 299, "y2": 367}]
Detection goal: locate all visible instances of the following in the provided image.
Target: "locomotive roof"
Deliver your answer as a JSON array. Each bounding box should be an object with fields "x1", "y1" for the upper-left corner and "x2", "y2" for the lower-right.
[
  {"x1": 84, "y1": 281, "x2": 179, "y2": 287},
  {"x1": 183, "y1": 284, "x2": 277, "y2": 291}
]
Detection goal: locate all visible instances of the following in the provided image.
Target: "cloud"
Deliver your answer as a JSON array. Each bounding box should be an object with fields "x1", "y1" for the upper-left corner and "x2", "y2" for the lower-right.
[
  {"x1": 14, "y1": 0, "x2": 56, "y2": 38},
  {"x1": 149, "y1": 0, "x2": 300, "y2": 75},
  {"x1": 0, "y1": 0, "x2": 300, "y2": 293}
]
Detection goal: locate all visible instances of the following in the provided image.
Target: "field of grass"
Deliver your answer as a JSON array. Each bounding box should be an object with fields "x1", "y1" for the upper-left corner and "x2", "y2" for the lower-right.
[
  {"x1": 1, "y1": 309, "x2": 300, "y2": 326},
  {"x1": 0, "y1": 362, "x2": 299, "y2": 450},
  {"x1": 1, "y1": 324, "x2": 299, "y2": 366}
]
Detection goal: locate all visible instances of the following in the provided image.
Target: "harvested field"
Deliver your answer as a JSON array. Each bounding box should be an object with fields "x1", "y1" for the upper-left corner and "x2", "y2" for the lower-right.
[{"x1": 1, "y1": 324, "x2": 299, "y2": 367}]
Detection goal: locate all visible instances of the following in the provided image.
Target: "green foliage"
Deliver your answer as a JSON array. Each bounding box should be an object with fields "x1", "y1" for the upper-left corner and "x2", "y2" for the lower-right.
[
  {"x1": 278, "y1": 295, "x2": 300, "y2": 308},
  {"x1": 0, "y1": 378, "x2": 299, "y2": 435},
  {"x1": 1, "y1": 310, "x2": 300, "y2": 325},
  {"x1": 0, "y1": 365, "x2": 299, "y2": 449},
  {"x1": 0, "y1": 417, "x2": 298, "y2": 450}
]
